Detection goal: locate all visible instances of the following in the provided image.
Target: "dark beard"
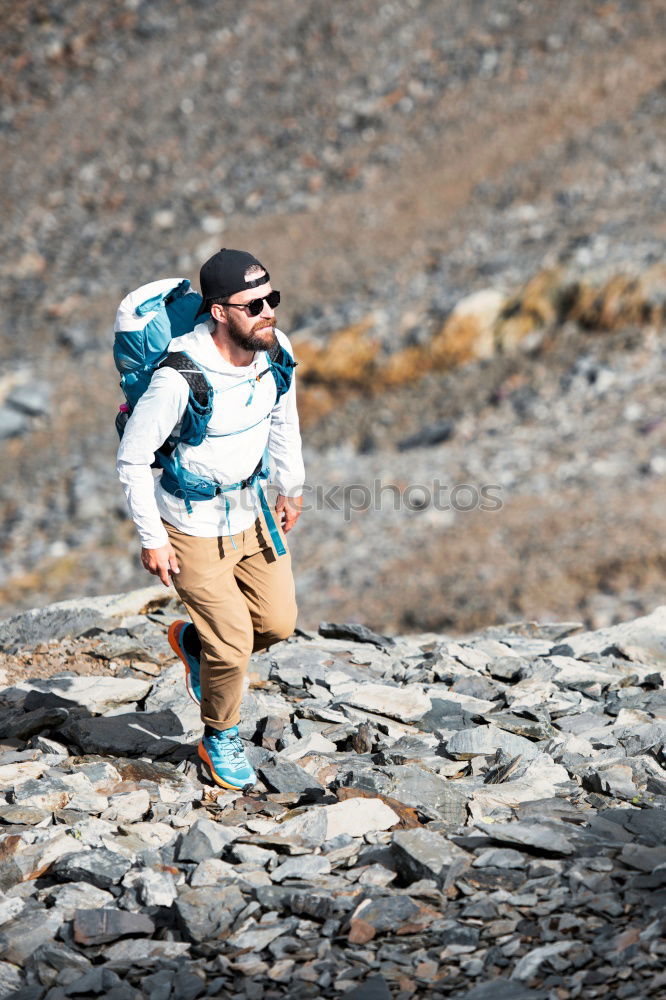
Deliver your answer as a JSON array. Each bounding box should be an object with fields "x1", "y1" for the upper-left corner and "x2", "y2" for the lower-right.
[{"x1": 226, "y1": 313, "x2": 277, "y2": 353}]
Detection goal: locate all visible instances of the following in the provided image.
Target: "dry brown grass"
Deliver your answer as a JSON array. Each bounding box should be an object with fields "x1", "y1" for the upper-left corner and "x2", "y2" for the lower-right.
[
  {"x1": 564, "y1": 268, "x2": 665, "y2": 331},
  {"x1": 294, "y1": 268, "x2": 665, "y2": 427}
]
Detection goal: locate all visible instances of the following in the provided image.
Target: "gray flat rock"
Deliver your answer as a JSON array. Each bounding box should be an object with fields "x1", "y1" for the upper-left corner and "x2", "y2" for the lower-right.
[
  {"x1": 319, "y1": 622, "x2": 395, "y2": 648},
  {"x1": 0, "y1": 830, "x2": 83, "y2": 892},
  {"x1": 341, "y1": 760, "x2": 469, "y2": 827},
  {"x1": 135, "y1": 869, "x2": 178, "y2": 907},
  {"x1": 73, "y1": 908, "x2": 155, "y2": 945},
  {"x1": 5, "y1": 675, "x2": 151, "y2": 714},
  {"x1": 51, "y1": 848, "x2": 132, "y2": 889},
  {"x1": 392, "y1": 828, "x2": 470, "y2": 884},
  {"x1": 102, "y1": 939, "x2": 191, "y2": 965},
  {"x1": 59, "y1": 711, "x2": 187, "y2": 756},
  {"x1": 446, "y1": 724, "x2": 542, "y2": 760},
  {"x1": 563, "y1": 605, "x2": 666, "y2": 665},
  {"x1": 271, "y1": 854, "x2": 331, "y2": 882},
  {"x1": 475, "y1": 820, "x2": 577, "y2": 855},
  {"x1": 142, "y1": 664, "x2": 201, "y2": 732},
  {"x1": 0, "y1": 585, "x2": 168, "y2": 654},
  {"x1": 44, "y1": 882, "x2": 115, "y2": 919},
  {"x1": 511, "y1": 941, "x2": 575, "y2": 982},
  {"x1": 0, "y1": 705, "x2": 70, "y2": 741},
  {"x1": 257, "y1": 758, "x2": 325, "y2": 797},
  {"x1": 0, "y1": 960, "x2": 22, "y2": 998},
  {"x1": 337, "y1": 681, "x2": 431, "y2": 722},
  {"x1": 0, "y1": 907, "x2": 64, "y2": 965},
  {"x1": 175, "y1": 817, "x2": 240, "y2": 862},
  {"x1": 340, "y1": 975, "x2": 392, "y2": 1000},
  {"x1": 472, "y1": 847, "x2": 527, "y2": 869},
  {"x1": 457, "y1": 980, "x2": 548, "y2": 999},
  {"x1": 175, "y1": 884, "x2": 246, "y2": 942}
]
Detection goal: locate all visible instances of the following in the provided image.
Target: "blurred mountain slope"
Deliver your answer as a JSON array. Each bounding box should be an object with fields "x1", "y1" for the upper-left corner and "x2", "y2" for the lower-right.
[{"x1": 0, "y1": 0, "x2": 664, "y2": 629}]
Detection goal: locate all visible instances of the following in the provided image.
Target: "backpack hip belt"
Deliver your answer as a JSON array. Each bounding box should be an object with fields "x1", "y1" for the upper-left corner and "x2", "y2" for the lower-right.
[{"x1": 159, "y1": 447, "x2": 286, "y2": 557}]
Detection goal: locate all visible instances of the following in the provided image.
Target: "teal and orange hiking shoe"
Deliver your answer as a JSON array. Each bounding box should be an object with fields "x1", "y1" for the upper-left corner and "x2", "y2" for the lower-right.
[
  {"x1": 198, "y1": 726, "x2": 257, "y2": 791},
  {"x1": 168, "y1": 620, "x2": 201, "y2": 705}
]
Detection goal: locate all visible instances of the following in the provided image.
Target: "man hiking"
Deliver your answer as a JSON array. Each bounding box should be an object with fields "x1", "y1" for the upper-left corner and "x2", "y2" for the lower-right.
[{"x1": 117, "y1": 248, "x2": 304, "y2": 791}]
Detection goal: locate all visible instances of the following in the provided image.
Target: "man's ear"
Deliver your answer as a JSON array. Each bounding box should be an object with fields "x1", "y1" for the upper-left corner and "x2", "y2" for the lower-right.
[{"x1": 210, "y1": 303, "x2": 226, "y2": 324}]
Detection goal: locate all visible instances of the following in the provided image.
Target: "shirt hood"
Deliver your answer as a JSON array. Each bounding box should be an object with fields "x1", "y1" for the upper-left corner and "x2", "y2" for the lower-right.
[{"x1": 167, "y1": 322, "x2": 271, "y2": 376}]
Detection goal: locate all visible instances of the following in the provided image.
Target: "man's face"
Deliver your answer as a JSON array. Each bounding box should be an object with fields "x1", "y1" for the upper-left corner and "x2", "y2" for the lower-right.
[{"x1": 223, "y1": 279, "x2": 278, "y2": 353}]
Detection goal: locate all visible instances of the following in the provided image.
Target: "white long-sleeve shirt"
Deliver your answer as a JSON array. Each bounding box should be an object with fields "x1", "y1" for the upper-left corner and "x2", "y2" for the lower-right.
[{"x1": 117, "y1": 322, "x2": 304, "y2": 549}]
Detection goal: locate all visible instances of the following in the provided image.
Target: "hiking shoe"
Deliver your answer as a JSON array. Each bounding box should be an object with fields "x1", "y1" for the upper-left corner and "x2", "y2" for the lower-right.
[
  {"x1": 198, "y1": 726, "x2": 257, "y2": 791},
  {"x1": 168, "y1": 620, "x2": 201, "y2": 705}
]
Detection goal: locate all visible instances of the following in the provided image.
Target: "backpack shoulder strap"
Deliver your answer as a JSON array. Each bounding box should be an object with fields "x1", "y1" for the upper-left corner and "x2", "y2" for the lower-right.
[
  {"x1": 157, "y1": 351, "x2": 213, "y2": 448},
  {"x1": 265, "y1": 341, "x2": 297, "y2": 403},
  {"x1": 157, "y1": 351, "x2": 211, "y2": 408}
]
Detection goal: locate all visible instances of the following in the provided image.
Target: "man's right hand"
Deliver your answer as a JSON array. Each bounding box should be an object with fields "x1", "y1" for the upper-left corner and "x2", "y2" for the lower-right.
[{"x1": 141, "y1": 544, "x2": 180, "y2": 587}]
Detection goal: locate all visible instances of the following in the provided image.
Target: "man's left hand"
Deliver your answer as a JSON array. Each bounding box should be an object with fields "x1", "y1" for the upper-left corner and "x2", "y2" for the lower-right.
[{"x1": 276, "y1": 494, "x2": 302, "y2": 533}]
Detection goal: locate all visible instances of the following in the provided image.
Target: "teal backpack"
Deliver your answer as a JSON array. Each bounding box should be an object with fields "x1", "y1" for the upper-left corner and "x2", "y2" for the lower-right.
[{"x1": 113, "y1": 277, "x2": 296, "y2": 554}]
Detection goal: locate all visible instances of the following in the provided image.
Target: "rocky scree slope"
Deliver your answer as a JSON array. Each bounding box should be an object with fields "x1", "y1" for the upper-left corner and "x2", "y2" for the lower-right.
[{"x1": 0, "y1": 587, "x2": 664, "y2": 998}]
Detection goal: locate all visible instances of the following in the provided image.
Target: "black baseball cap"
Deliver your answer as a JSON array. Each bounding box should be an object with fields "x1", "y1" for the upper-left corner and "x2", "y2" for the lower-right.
[{"x1": 195, "y1": 248, "x2": 270, "y2": 318}]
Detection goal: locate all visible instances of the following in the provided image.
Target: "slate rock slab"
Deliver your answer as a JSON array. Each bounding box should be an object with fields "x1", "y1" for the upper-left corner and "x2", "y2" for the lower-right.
[
  {"x1": 340, "y1": 974, "x2": 392, "y2": 1000},
  {"x1": 0, "y1": 705, "x2": 70, "y2": 741},
  {"x1": 338, "y1": 682, "x2": 431, "y2": 722},
  {"x1": 344, "y1": 761, "x2": 470, "y2": 828},
  {"x1": 59, "y1": 967, "x2": 126, "y2": 997},
  {"x1": 257, "y1": 758, "x2": 325, "y2": 797},
  {"x1": 265, "y1": 797, "x2": 399, "y2": 845},
  {"x1": 446, "y1": 724, "x2": 541, "y2": 760},
  {"x1": 599, "y1": 807, "x2": 666, "y2": 846},
  {"x1": 260, "y1": 806, "x2": 328, "y2": 850},
  {"x1": 271, "y1": 854, "x2": 331, "y2": 883},
  {"x1": 456, "y1": 979, "x2": 548, "y2": 999},
  {"x1": 319, "y1": 622, "x2": 395, "y2": 649},
  {"x1": 51, "y1": 848, "x2": 132, "y2": 889},
  {"x1": 348, "y1": 894, "x2": 438, "y2": 943},
  {"x1": 59, "y1": 711, "x2": 185, "y2": 756},
  {"x1": 472, "y1": 847, "x2": 527, "y2": 869},
  {"x1": 0, "y1": 831, "x2": 83, "y2": 892},
  {"x1": 0, "y1": 961, "x2": 23, "y2": 998},
  {"x1": 102, "y1": 939, "x2": 191, "y2": 966},
  {"x1": 135, "y1": 868, "x2": 178, "y2": 907},
  {"x1": 5, "y1": 675, "x2": 151, "y2": 714},
  {"x1": 474, "y1": 820, "x2": 577, "y2": 855},
  {"x1": 142, "y1": 664, "x2": 201, "y2": 732},
  {"x1": 73, "y1": 908, "x2": 155, "y2": 945},
  {"x1": 255, "y1": 884, "x2": 361, "y2": 920},
  {"x1": 563, "y1": 605, "x2": 666, "y2": 666},
  {"x1": 0, "y1": 585, "x2": 167, "y2": 654},
  {"x1": 512, "y1": 941, "x2": 575, "y2": 982},
  {"x1": 175, "y1": 885, "x2": 246, "y2": 942},
  {"x1": 175, "y1": 817, "x2": 240, "y2": 862},
  {"x1": 323, "y1": 797, "x2": 399, "y2": 839},
  {"x1": 0, "y1": 907, "x2": 64, "y2": 965},
  {"x1": 392, "y1": 827, "x2": 470, "y2": 885},
  {"x1": 45, "y1": 882, "x2": 115, "y2": 918}
]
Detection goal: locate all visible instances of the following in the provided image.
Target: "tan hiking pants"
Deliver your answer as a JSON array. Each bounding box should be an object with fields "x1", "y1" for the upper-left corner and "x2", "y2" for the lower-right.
[{"x1": 163, "y1": 515, "x2": 297, "y2": 730}]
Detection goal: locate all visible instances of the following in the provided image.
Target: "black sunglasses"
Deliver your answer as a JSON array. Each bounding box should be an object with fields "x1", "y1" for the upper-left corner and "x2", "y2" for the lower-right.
[{"x1": 223, "y1": 290, "x2": 280, "y2": 317}]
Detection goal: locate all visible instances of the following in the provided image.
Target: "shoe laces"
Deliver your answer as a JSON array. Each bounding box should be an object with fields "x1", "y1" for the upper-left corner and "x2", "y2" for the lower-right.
[{"x1": 209, "y1": 727, "x2": 246, "y2": 766}]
